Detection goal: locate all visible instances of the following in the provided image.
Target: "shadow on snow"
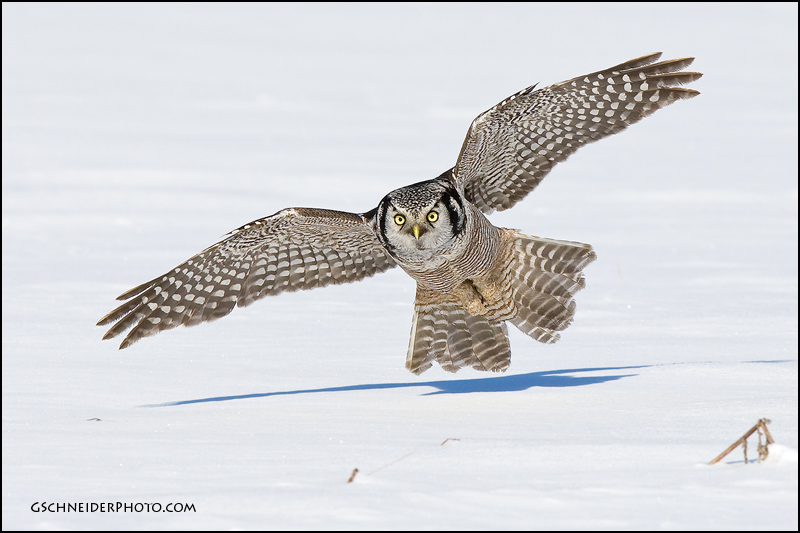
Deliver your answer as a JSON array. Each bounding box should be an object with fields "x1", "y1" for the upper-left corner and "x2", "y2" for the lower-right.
[{"x1": 144, "y1": 365, "x2": 646, "y2": 407}]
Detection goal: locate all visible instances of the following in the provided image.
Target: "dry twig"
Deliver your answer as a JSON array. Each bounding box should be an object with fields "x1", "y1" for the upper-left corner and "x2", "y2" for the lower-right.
[{"x1": 709, "y1": 418, "x2": 775, "y2": 465}]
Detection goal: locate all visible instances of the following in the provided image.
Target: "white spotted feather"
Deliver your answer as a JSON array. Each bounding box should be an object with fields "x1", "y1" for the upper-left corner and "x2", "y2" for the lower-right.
[{"x1": 99, "y1": 53, "x2": 700, "y2": 373}]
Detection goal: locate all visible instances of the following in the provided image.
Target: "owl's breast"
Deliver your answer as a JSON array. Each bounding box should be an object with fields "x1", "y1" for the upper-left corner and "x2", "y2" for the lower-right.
[{"x1": 397, "y1": 207, "x2": 503, "y2": 293}]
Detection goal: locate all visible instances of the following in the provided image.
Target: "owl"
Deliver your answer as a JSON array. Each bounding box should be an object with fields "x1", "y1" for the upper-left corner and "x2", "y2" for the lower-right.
[{"x1": 98, "y1": 53, "x2": 701, "y2": 374}]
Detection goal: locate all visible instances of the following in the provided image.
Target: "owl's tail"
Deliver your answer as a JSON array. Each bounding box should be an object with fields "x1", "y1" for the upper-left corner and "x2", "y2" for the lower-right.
[
  {"x1": 406, "y1": 301, "x2": 511, "y2": 375},
  {"x1": 506, "y1": 233, "x2": 596, "y2": 344},
  {"x1": 404, "y1": 233, "x2": 595, "y2": 375}
]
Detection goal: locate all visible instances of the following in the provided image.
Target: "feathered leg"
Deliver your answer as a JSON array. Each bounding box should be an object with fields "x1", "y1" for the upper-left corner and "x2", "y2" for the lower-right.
[{"x1": 405, "y1": 231, "x2": 595, "y2": 375}]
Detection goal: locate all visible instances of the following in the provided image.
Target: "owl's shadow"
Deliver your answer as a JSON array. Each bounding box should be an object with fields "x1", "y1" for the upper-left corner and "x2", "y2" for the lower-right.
[{"x1": 145, "y1": 365, "x2": 645, "y2": 407}]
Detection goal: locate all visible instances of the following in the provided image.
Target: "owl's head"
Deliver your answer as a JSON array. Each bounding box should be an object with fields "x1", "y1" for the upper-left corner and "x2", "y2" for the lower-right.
[{"x1": 375, "y1": 179, "x2": 465, "y2": 256}]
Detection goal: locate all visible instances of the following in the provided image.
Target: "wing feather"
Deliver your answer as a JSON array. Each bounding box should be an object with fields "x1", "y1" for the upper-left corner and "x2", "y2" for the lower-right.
[
  {"x1": 97, "y1": 208, "x2": 396, "y2": 349},
  {"x1": 451, "y1": 53, "x2": 702, "y2": 213}
]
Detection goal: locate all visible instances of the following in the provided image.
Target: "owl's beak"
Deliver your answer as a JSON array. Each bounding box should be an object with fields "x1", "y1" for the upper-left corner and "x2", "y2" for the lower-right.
[{"x1": 413, "y1": 225, "x2": 421, "y2": 239}]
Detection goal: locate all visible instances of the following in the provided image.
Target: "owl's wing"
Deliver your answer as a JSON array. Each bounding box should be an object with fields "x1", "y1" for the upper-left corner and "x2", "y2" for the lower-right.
[
  {"x1": 98, "y1": 207, "x2": 396, "y2": 349},
  {"x1": 450, "y1": 52, "x2": 702, "y2": 213}
]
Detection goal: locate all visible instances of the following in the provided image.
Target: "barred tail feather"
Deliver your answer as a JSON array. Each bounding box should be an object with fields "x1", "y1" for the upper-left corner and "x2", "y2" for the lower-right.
[
  {"x1": 405, "y1": 233, "x2": 593, "y2": 374},
  {"x1": 508, "y1": 234, "x2": 596, "y2": 343},
  {"x1": 406, "y1": 302, "x2": 511, "y2": 375}
]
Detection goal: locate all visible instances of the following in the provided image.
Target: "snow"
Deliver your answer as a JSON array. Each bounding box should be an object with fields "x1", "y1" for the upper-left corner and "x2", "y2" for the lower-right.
[{"x1": 3, "y1": 3, "x2": 797, "y2": 530}]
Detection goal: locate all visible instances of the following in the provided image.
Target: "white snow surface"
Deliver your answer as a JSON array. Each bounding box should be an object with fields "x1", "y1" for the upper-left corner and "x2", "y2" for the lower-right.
[{"x1": 2, "y1": 3, "x2": 797, "y2": 530}]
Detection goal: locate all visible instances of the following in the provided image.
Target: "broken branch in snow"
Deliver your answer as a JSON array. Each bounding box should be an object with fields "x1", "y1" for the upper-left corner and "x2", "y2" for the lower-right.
[{"x1": 709, "y1": 418, "x2": 775, "y2": 465}]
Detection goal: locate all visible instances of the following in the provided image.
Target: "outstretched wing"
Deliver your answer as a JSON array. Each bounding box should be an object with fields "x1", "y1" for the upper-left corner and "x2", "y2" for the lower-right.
[
  {"x1": 97, "y1": 208, "x2": 396, "y2": 349},
  {"x1": 451, "y1": 52, "x2": 703, "y2": 213}
]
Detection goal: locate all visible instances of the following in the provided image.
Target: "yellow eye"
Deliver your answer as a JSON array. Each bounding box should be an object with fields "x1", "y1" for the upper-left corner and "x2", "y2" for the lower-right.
[
  {"x1": 427, "y1": 211, "x2": 439, "y2": 223},
  {"x1": 394, "y1": 214, "x2": 405, "y2": 225}
]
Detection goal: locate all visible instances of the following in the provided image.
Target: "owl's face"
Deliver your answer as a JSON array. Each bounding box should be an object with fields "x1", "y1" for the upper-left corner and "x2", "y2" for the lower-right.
[{"x1": 376, "y1": 179, "x2": 465, "y2": 258}]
